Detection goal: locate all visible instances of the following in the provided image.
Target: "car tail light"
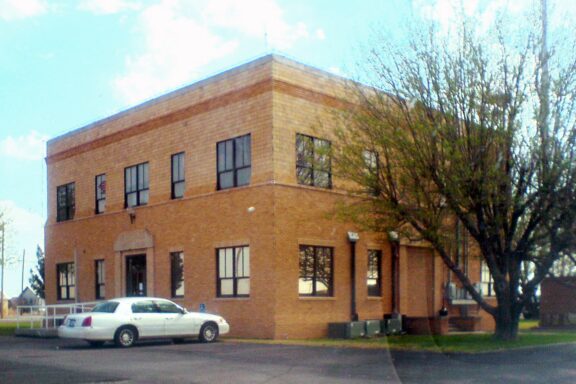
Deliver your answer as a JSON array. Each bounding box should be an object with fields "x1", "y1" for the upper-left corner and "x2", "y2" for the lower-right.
[{"x1": 81, "y1": 316, "x2": 92, "y2": 327}]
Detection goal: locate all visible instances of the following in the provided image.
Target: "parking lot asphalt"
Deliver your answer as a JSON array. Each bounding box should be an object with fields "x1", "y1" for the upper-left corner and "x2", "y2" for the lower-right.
[{"x1": 1, "y1": 336, "x2": 575, "y2": 384}]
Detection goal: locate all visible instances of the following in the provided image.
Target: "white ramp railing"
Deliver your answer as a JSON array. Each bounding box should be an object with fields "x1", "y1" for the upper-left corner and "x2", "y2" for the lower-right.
[{"x1": 16, "y1": 302, "x2": 98, "y2": 330}]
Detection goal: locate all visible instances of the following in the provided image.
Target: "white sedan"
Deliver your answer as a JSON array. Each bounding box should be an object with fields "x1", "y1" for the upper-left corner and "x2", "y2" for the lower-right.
[{"x1": 58, "y1": 297, "x2": 230, "y2": 347}]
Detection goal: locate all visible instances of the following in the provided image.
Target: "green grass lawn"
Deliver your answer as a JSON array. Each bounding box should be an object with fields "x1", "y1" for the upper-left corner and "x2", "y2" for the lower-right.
[
  {"x1": 0, "y1": 322, "x2": 18, "y2": 336},
  {"x1": 229, "y1": 321, "x2": 576, "y2": 353}
]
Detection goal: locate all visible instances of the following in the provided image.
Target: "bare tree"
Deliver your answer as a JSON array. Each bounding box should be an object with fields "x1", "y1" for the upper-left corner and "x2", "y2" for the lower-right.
[{"x1": 333, "y1": 6, "x2": 576, "y2": 340}]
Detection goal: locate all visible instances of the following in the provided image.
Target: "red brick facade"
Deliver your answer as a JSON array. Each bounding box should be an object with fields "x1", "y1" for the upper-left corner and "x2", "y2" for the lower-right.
[{"x1": 45, "y1": 55, "x2": 494, "y2": 338}]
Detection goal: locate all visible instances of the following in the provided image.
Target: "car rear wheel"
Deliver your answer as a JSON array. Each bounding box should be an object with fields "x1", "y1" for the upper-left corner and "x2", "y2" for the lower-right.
[
  {"x1": 199, "y1": 322, "x2": 218, "y2": 343},
  {"x1": 114, "y1": 326, "x2": 138, "y2": 348},
  {"x1": 87, "y1": 340, "x2": 105, "y2": 347}
]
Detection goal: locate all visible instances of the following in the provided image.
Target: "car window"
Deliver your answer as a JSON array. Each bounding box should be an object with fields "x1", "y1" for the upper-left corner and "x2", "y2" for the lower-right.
[
  {"x1": 155, "y1": 301, "x2": 182, "y2": 313},
  {"x1": 131, "y1": 300, "x2": 159, "y2": 314},
  {"x1": 91, "y1": 301, "x2": 119, "y2": 313}
]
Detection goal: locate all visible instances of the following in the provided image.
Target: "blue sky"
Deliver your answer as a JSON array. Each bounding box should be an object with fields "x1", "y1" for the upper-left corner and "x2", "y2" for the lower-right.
[{"x1": 0, "y1": 0, "x2": 573, "y2": 298}]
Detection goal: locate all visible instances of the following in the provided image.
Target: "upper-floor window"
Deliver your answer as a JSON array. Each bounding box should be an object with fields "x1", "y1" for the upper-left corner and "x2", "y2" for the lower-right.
[
  {"x1": 170, "y1": 251, "x2": 185, "y2": 298},
  {"x1": 171, "y1": 152, "x2": 185, "y2": 199},
  {"x1": 363, "y1": 150, "x2": 380, "y2": 196},
  {"x1": 296, "y1": 134, "x2": 332, "y2": 189},
  {"x1": 217, "y1": 134, "x2": 251, "y2": 190},
  {"x1": 57, "y1": 262, "x2": 75, "y2": 300},
  {"x1": 125, "y1": 162, "x2": 149, "y2": 208},
  {"x1": 95, "y1": 174, "x2": 106, "y2": 214},
  {"x1": 217, "y1": 246, "x2": 250, "y2": 297},
  {"x1": 481, "y1": 261, "x2": 495, "y2": 297},
  {"x1": 95, "y1": 259, "x2": 105, "y2": 299},
  {"x1": 367, "y1": 250, "x2": 382, "y2": 297},
  {"x1": 299, "y1": 245, "x2": 333, "y2": 296},
  {"x1": 56, "y1": 182, "x2": 75, "y2": 222}
]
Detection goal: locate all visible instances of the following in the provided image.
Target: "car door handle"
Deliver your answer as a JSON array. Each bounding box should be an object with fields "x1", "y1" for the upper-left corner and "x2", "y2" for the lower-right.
[
  {"x1": 165, "y1": 318, "x2": 173, "y2": 320},
  {"x1": 132, "y1": 317, "x2": 142, "y2": 320}
]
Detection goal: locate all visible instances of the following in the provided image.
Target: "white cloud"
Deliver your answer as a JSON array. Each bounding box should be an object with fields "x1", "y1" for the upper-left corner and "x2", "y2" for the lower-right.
[
  {"x1": 315, "y1": 28, "x2": 326, "y2": 40},
  {"x1": 78, "y1": 0, "x2": 142, "y2": 15},
  {"x1": 0, "y1": 131, "x2": 48, "y2": 161},
  {"x1": 0, "y1": 0, "x2": 48, "y2": 21},
  {"x1": 111, "y1": 0, "x2": 319, "y2": 104},
  {"x1": 413, "y1": 0, "x2": 526, "y2": 35}
]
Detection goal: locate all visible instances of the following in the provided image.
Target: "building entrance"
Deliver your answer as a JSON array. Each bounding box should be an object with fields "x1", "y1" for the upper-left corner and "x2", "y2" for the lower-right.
[{"x1": 126, "y1": 254, "x2": 147, "y2": 297}]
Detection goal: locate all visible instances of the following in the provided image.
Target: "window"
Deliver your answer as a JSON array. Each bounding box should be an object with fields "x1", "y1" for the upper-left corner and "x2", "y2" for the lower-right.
[
  {"x1": 481, "y1": 262, "x2": 495, "y2": 297},
  {"x1": 363, "y1": 150, "x2": 380, "y2": 196},
  {"x1": 91, "y1": 301, "x2": 118, "y2": 313},
  {"x1": 125, "y1": 162, "x2": 149, "y2": 208},
  {"x1": 95, "y1": 260, "x2": 105, "y2": 299},
  {"x1": 217, "y1": 134, "x2": 251, "y2": 190},
  {"x1": 367, "y1": 250, "x2": 382, "y2": 297},
  {"x1": 217, "y1": 246, "x2": 250, "y2": 297},
  {"x1": 171, "y1": 152, "x2": 185, "y2": 199},
  {"x1": 95, "y1": 174, "x2": 106, "y2": 214},
  {"x1": 57, "y1": 263, "x2": 75, "y2": 300},
  {"x1": 170, "y1": 252, "x2": 185, "y2": 298},
  {"x1": 56, "y1": 182, "x2": 75, "y2": 222},
  {"x1": 156, "y1": 300, "x2": 182, "y2": 313},
  {"x1": 299, "y1": 245, "x2": 333, "y2": 296},
  {"x1": 131, "y1": 300, "x2": 158, "y2": 314},
  {"x1": 296, "y1": 134, "x2": 332, "y2": 188}
]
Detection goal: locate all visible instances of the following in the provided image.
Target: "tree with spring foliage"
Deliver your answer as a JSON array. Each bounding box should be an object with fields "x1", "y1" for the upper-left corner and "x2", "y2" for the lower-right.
[
  {"x1": 333, "y1": 5, "x2": 576, "y2": 340},
  {"x1": 29, "y1": 245, "x2": 45, "y2": 300}
]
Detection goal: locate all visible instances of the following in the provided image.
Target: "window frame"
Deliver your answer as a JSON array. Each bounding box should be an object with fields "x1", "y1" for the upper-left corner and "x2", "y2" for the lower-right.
[
  {"x1": 171, "y1": 152, "x2": 185, "y2": 199},
  {"x1": 216, "y1": 246, "x2": 250, "y2": 298},
  {"x1": 95, "y1": 259, "x2": 105, "y2": 300},
  {"x1": 56, "y1": 182, "x2": 75, "y2": 222},
  {"x1": 298, "y1": 245, "x2": 334, "y2": 297},
  {"x1": 296, "y1": 133, "x2": 332, "y2": 189},
  {"x1": 95, "y1": 174, "x2": 106, "y2": 214},
  {"x1": 367, "y1": 250, "x2": 382, "y2": 297},
  {"x1": 170, "y1": 251, "x2": 185, "y2": 298},
  {"x1": 124, "y1": 162, "x2": 149, "y2": 208},
  {"x1": 481, "y1": 261, "x2": 495, "y2": 297},
  {"x1": 216, "y1": 134, "x2": 252, "y2": 190},
  {"x1": 56, "y1": 262, "x2": 75, "y2": 301}
]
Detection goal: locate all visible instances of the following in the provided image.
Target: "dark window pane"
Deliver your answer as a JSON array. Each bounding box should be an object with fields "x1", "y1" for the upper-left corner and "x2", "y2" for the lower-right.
[
  {"x1": 219, "y1": 171, "x2": 234, "y2": 189},
  {"x1": 299, "y1": 245, "x2": 333, "y2": 296},
  {"x1": 237, "y1": 168, "x2": 251, "y2": 186},
  {"x1": 171, "y1": 252, "x2": 184, "y2": 297}
]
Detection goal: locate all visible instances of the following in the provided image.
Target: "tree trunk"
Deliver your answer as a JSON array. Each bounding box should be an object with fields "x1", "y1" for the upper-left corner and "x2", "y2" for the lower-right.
[{"x1": 493, "y1": 299, "x2": 521, "y2": 341}]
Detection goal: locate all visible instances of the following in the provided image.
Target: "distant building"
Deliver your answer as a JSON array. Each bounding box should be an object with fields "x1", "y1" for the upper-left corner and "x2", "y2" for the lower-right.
[
  {"x1": 45, "y1": 55, "x2": 494, "y2": 338},
  {"x1": 540, "y1": 277, "x2": 576, "y2": 328}
]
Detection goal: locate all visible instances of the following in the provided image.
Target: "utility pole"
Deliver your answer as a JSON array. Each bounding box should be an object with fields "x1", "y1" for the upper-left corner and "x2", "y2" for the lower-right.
[
  {"x1": 21, "y1": 249, "x2": 25, "y2": 293},
  {"x1": 0, "y1": 222, "x2": 5, "y2": 319}
]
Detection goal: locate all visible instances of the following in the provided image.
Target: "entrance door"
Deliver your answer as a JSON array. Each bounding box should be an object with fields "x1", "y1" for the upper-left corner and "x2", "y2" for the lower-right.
[{"x1": 126, "y1": 255, "x2": 147, "y2": 297}]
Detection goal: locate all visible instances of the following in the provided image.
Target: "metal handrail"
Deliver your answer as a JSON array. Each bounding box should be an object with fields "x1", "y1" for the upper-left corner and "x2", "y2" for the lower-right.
[{"x1": 16, "y1": 302, "x2": 99, "y2": 330}]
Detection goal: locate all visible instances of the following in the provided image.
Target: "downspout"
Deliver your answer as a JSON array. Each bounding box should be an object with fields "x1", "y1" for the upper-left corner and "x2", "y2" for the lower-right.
[{"x1": 347, "y1": 232, "x2": 359, "y2": 321}]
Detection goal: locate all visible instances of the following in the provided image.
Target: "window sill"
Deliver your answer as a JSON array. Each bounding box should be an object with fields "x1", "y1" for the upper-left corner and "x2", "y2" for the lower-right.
[
  {"x1": 215, "y1": 297, "x2": 251, "y2": 301},
  {"x1": 366, "y1": 296, "x2": 382, "y2": 301},
  {"x1": 299, "y1": 296, "x2": 336, "y2": 301}
]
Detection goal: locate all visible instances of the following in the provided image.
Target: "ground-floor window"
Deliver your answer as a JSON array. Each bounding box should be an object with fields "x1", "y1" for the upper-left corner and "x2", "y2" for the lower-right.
[
  {"x1": 217, "y1": 246, "x2": 250, "y2": 297},
  {"x1": 171, "y1": 252, "x2": 185, "y2": 298},
  {"x1": 57, "y1": 262, "x2": 75, "y2": 300},
  {"x1": 95, "y1": 260, "x2": 105, "y2": 299},
  {"x1": 367, "y1": 250, "x2": 382, "y2": 297},
  {"x1": 299, "y1": 245, "x2": 333, "y2": 296},
  {"x1": 481, "y1": 261, "x2": 495, "y2": 297}
]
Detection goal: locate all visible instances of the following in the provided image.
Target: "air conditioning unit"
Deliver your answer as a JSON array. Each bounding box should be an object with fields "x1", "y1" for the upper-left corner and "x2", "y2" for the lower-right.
[
  {"x1": 365, "y1": 320, "x2": 381, "y2": 337},
  {"x1": 382, "y1": 313, "x2": 403, "y2": 335},
  {"x1": 328, "y1": 321, "x2": 366, "y2": 339}
]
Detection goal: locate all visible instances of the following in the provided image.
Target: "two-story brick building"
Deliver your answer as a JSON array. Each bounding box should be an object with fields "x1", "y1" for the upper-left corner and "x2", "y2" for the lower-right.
[{"x1": 45, "y1": 54, "x2": 494, "y2": 338}]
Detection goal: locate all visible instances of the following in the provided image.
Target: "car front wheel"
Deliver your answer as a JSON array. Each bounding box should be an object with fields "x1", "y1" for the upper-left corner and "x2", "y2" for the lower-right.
[
  {"x1": 114, "y1": 326, "x2": 138, "y2": 348},
  {"x1": 199, "y1": 322, "x2": 219, "y2": 343}
]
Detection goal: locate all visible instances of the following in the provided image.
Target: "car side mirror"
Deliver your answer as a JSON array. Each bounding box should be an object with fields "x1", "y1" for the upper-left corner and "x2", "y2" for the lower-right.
[{"x1": 180, "y1": 307, "x2": 188, "y2": 314}]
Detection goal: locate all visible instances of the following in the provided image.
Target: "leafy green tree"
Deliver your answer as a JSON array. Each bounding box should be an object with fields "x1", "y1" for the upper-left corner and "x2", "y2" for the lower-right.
[
  {"x1": 29, "y1": 245, "x2": 45, "y2": 299},
  {"x1": 333, "y1": 6, "x2": 576, "y2": 340}
]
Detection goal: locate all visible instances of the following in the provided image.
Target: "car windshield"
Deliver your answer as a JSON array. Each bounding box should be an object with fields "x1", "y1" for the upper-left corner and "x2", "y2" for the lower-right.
[{"x1": 91, "y1": 301, "x2": 119, "y2": 313}]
